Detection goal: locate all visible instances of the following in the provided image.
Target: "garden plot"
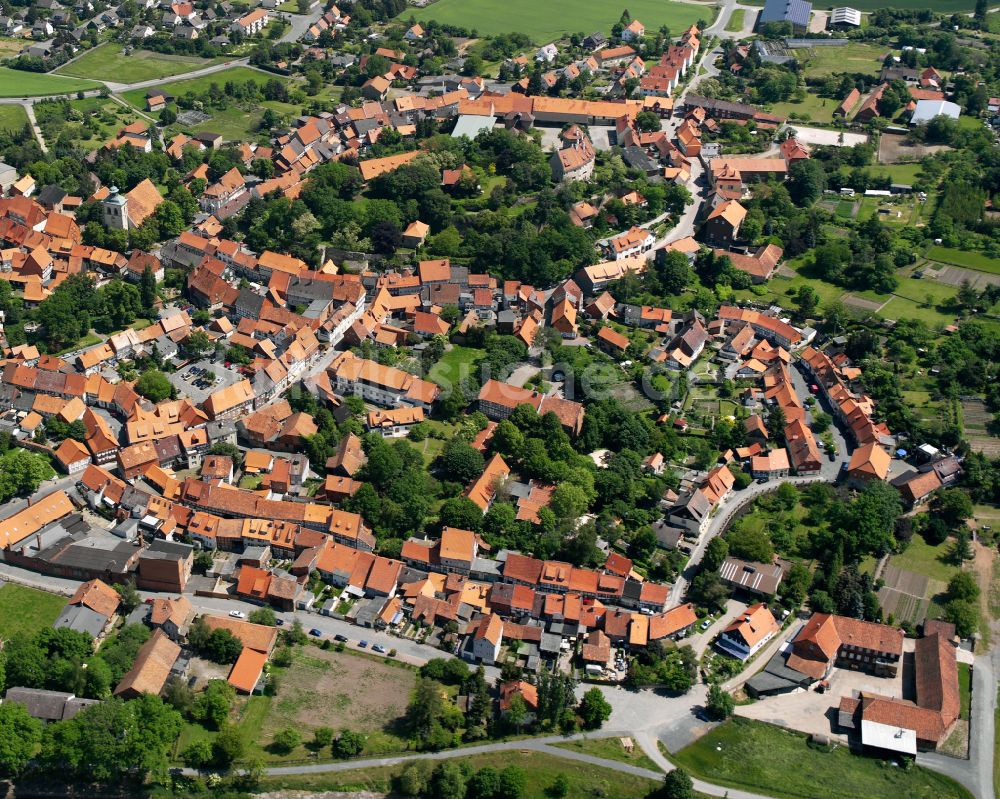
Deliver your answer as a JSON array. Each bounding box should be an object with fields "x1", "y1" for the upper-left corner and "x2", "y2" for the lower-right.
[
  {"x1": 177, "y1": 110, "x2": 211, "y2": 126},
  {"x1": 962, "y1": 398, "x2": 1000, "y2": 457},
  {"x1": 919, "y1": 263, "x2": 1000, "y2": 290},
  {"x1": 877, "y1": 564, "x2": 943, "y2": 625}
]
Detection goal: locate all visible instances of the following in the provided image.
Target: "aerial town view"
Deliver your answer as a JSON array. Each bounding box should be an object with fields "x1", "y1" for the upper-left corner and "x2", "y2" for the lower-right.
[{"x1": 1, "y1": 0, "x2": 1000, "y2": 796}]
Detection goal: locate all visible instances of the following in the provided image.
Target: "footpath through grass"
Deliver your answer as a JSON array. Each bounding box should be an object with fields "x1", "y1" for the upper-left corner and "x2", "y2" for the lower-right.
[
  {"x1": 0, "y1": 584, "x2": 66, "y2": 641},
  {"x1": 57, "y1": 43, "x2": 223, "y2": 84},
  {"x1": 551, "y1": 736, "x2": 661, "y2": 771},
  {"x1": 673, "y1": 717, "x2": 974, "y2": 799},
  {"x1": 256, "y1": 750, "x2": 661, "y2": 797},
  {"x1": 0, "y1": 67, "x2": 100, "y2": 97},
  {"x1": 406, "y1": 0, "x2": 705, "y2": 42}
]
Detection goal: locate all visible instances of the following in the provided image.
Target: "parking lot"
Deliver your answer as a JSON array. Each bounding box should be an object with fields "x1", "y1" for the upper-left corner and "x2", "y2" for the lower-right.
[{"x1": 168, "y1": 360, "x2": 245, "y2": 404}]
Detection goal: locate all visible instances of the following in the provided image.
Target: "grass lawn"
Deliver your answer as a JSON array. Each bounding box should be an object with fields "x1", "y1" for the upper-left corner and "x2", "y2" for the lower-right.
[
  {"x1": 925, "y1": 246, "x2": 1000, "y2": 277},
  {"x1": 257, "y1": 750, "x2": 660, "y2": 797},
  {"x1": 428, "y1": 345, "x2": 485, "y2": 389},
  {"x1": 0, "y1": 36, "x2": 24, "y2": 59},
  {"x1": 406, "y1": 0, "x2": 706, "y2": 43},
  {"x1": 0, "y1": 67, "x2": 101, "y2": 98},
  {"x1": 890, "y1": 533, "x2": 959, "y2": 583},
  {"x1": 724, "y1": 8, "x2": 745, "y2": 31},
  {"x1": 799, "y1": 42, "x2": 888, "y2": 77},
  {"x1": 770, "y1": 91, "x2": 836, "y2": 125},
  {"x1": 958, "y1": 662, "x2": 971, "y2": 721},
  {"x1": 0, "y1": 104, "x2": 28, "y2": 132},
  {"x1": 56, "y1": 43, "x2": 222, "y2": 83},
  {"x1": 0, "y1": 584, "x2": 66, "y2": 641},
  {"x1": 551, "y1": 736, "x2": 661, "y2": 771},
  {"x1": 673, "y1": 717, "x2": 973, "y2": 799}
]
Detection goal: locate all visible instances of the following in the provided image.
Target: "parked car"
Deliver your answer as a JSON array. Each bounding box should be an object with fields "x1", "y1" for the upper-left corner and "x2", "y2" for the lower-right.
[
  {"x1": 334, "y1": 634, "x2": 348, "y2": 642},
  {"x1": 309, "y1": 628, "x2": 322, "y2": 637},
  {"x1": 228, "y1": 610, "x2": 246, "y2": 619},
  {"x1": 700, "y1": 619, "x2": 712, "y2": 631},
  {"x1": 275, "y1": 619, "x2": 284, "y2": 626},
  {"x1": 372, "y1": 644, "x2": 386, "y2": 654},
  {"x1": 358, "y1": 640, "x2": 368, "y2": 648}
]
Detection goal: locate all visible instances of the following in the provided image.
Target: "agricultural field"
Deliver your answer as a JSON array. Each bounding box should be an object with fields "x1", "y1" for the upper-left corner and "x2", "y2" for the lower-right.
[
  {"x1": 0, "y1": 584, "x2": 66, "y2": 641},
  {"x1": 256, "y1": 750, "x2": 661, "y2": 798},
  {"x1": 406, "y1": 0, "x2": 707, "y2": 43},
  {"x1": 0, "y1": 104, "x2": 28, "y2": 132},
  {"x1": 798, "y1": 42, "x2": 888, "y2": 77},
  {"x1": 56, "y1": 44, "x2": 223, "y2": 84},
  {"x1": 673, "y1": 717, "x2": 974, "y2": 799},
  {"x1": 0, "y1": 67, "x2": 100, "y2": 98}
]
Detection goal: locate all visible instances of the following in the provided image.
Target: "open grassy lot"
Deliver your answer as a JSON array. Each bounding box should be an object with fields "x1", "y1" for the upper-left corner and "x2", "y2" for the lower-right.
[
  {"x1": 0, "y1": 37, "x2": 23, "y2": 59},
  {"x1": 428, "y1": 344, "x2": 485, "y2": 389},
  {"x1": 406, "y1": 0, "x2": 706, "y2": 43},
  {"x1": 0, "y1": 67, "x2": 100, "y2": 97},
  {"x1": 257, "y1": 750, "x2": 661, "y2": 797},
  {"x1": 958, "y1": 662, "x2": 971, "y2": 720},
  {"x1": 890, "y1": 533, "x2": 958, "y2": 583},
  {"x1": 0, "y1": 584, "x2": 66, "y2": 641},
  {"x1": 552, "y1": 736, "x2": 661, "y2": 771},
  {"x1": 0, "y1": 104, "x2": 28, "y2": 132},
  {"x1": 673, "y1": 717, "x2": 973, "y2": 799},
  {"x1": 56, "y1": 43, "x2": 223, "y2": 83},
  {"x1": 771, "y1": 91, "x2": 837, "y2": 125},
  {"x1": 799, "y1": 42, "x2": 888, "y2": 76}
]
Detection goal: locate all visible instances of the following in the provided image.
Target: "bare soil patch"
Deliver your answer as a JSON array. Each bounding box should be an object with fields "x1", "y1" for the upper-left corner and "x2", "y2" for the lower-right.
[
  {"x1": 878, "y1": 133, "x2": 951, "y2": 164},
  {"x1": 260, "y1": 648, "x2": 415, "y2": 741}
]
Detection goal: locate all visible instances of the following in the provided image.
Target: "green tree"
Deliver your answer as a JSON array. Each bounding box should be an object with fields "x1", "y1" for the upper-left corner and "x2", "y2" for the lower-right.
[
  {"x1": 332, "y1": 729, "x2": 365, "y2": 758},
  {"x1": 0, "y1": 702, "x2": 42, "y2": 778},
  {"x1": 662, "y1": 768, "x2": 695, "y2": 799},
  {"x1": 577, "y1": 687, "x2": 612, "y2": 730},
  {"x1": 248, "y1": 607, "x2": 277, "y2": 626},
  {"x1": 195, "y1": 679, "x2": 235, "y2": 730},
  {"x1": 113, "y1": 578, "x2": 140, "y2": 612},
  {"x1": 440, "y1": 439, "x2": 485, "y2": 483},
  {"x1": 204, "y1": 629, "x2": 243, "y2": 663},
  {"x1": 135, "y1": 369, "x2": 173, "y2": 403},
  {"x1": 271, "y1": 726, "x2": 301, "y2": 754},
  {"x1": 947, "y1": 571, "x2": 980, "y2": 603},
  {"x1": 0, "y1": 449, "x2": 55, "y2": 502},
  {"x1": 702, "y1": 537, "x2": 729, "y2": 572},
  {"x1": 944, "y1": 599, "x2": 979, "y2": 638},
  {"x1": 706, "y1": 683, "x2": 735, "y2": 720},
  {"x1": 429, "y1": 761, "x2": 467, "y2": 799},
  {"x1": 182, "y1": 739, "x2": 214, "y2": 769},
  {"x1": 933, "y1": 489, "x2": 974, "y2": 529},
  {"x1": 140, "y1": 265, "x2": 157, "y2": 313},
  {"x1": 212, "y1": 723, "x2": 246, "y2": 767}
]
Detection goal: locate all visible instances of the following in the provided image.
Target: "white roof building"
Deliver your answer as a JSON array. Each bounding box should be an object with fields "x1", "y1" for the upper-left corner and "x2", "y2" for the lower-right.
[
  {"x1": 829, "y1": 7, "x2": 861, "y2": 26},
  {"x1": 860, "y1": 720, "x2": 917, "y2": 756},
  {"x1": 910, "y1": 99, "x2": 961, "y2": 126}
]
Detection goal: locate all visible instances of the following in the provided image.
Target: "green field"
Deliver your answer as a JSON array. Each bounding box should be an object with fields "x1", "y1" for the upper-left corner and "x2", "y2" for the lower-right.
[
  {"x1": 428, "y1": 345, "x2": 484, "y2": 389},
  {"x1": 925, "y1": 246, "x2": 1000, "y2": 276},
  {"x1": 673, "y1": 717, "x2": 974, "y2": 799},
  {"x1": 0, "y1": 67, "x2": 101, "y2": 98},
  {"x1": 0, "y1": 584, "x2": 66, "y2": 641},
  {"x1": 958, "y1": 662, "x2": 971, "y2": 721},
  {"x1": 257, "y1": 750, "x2": 660, "y2": 798},
  {"x1": 56, "y1": 44, "x2": 223, "y2": 84},
  {"x1": 799, "y1": 42, "x2": 888, "y2": 76},
  {"x1": 406, "y1": 0, "x2": 707, "y2": 42},
  {"x1": 0, "y1": 104, "x2": 27, "y2": 132}
]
